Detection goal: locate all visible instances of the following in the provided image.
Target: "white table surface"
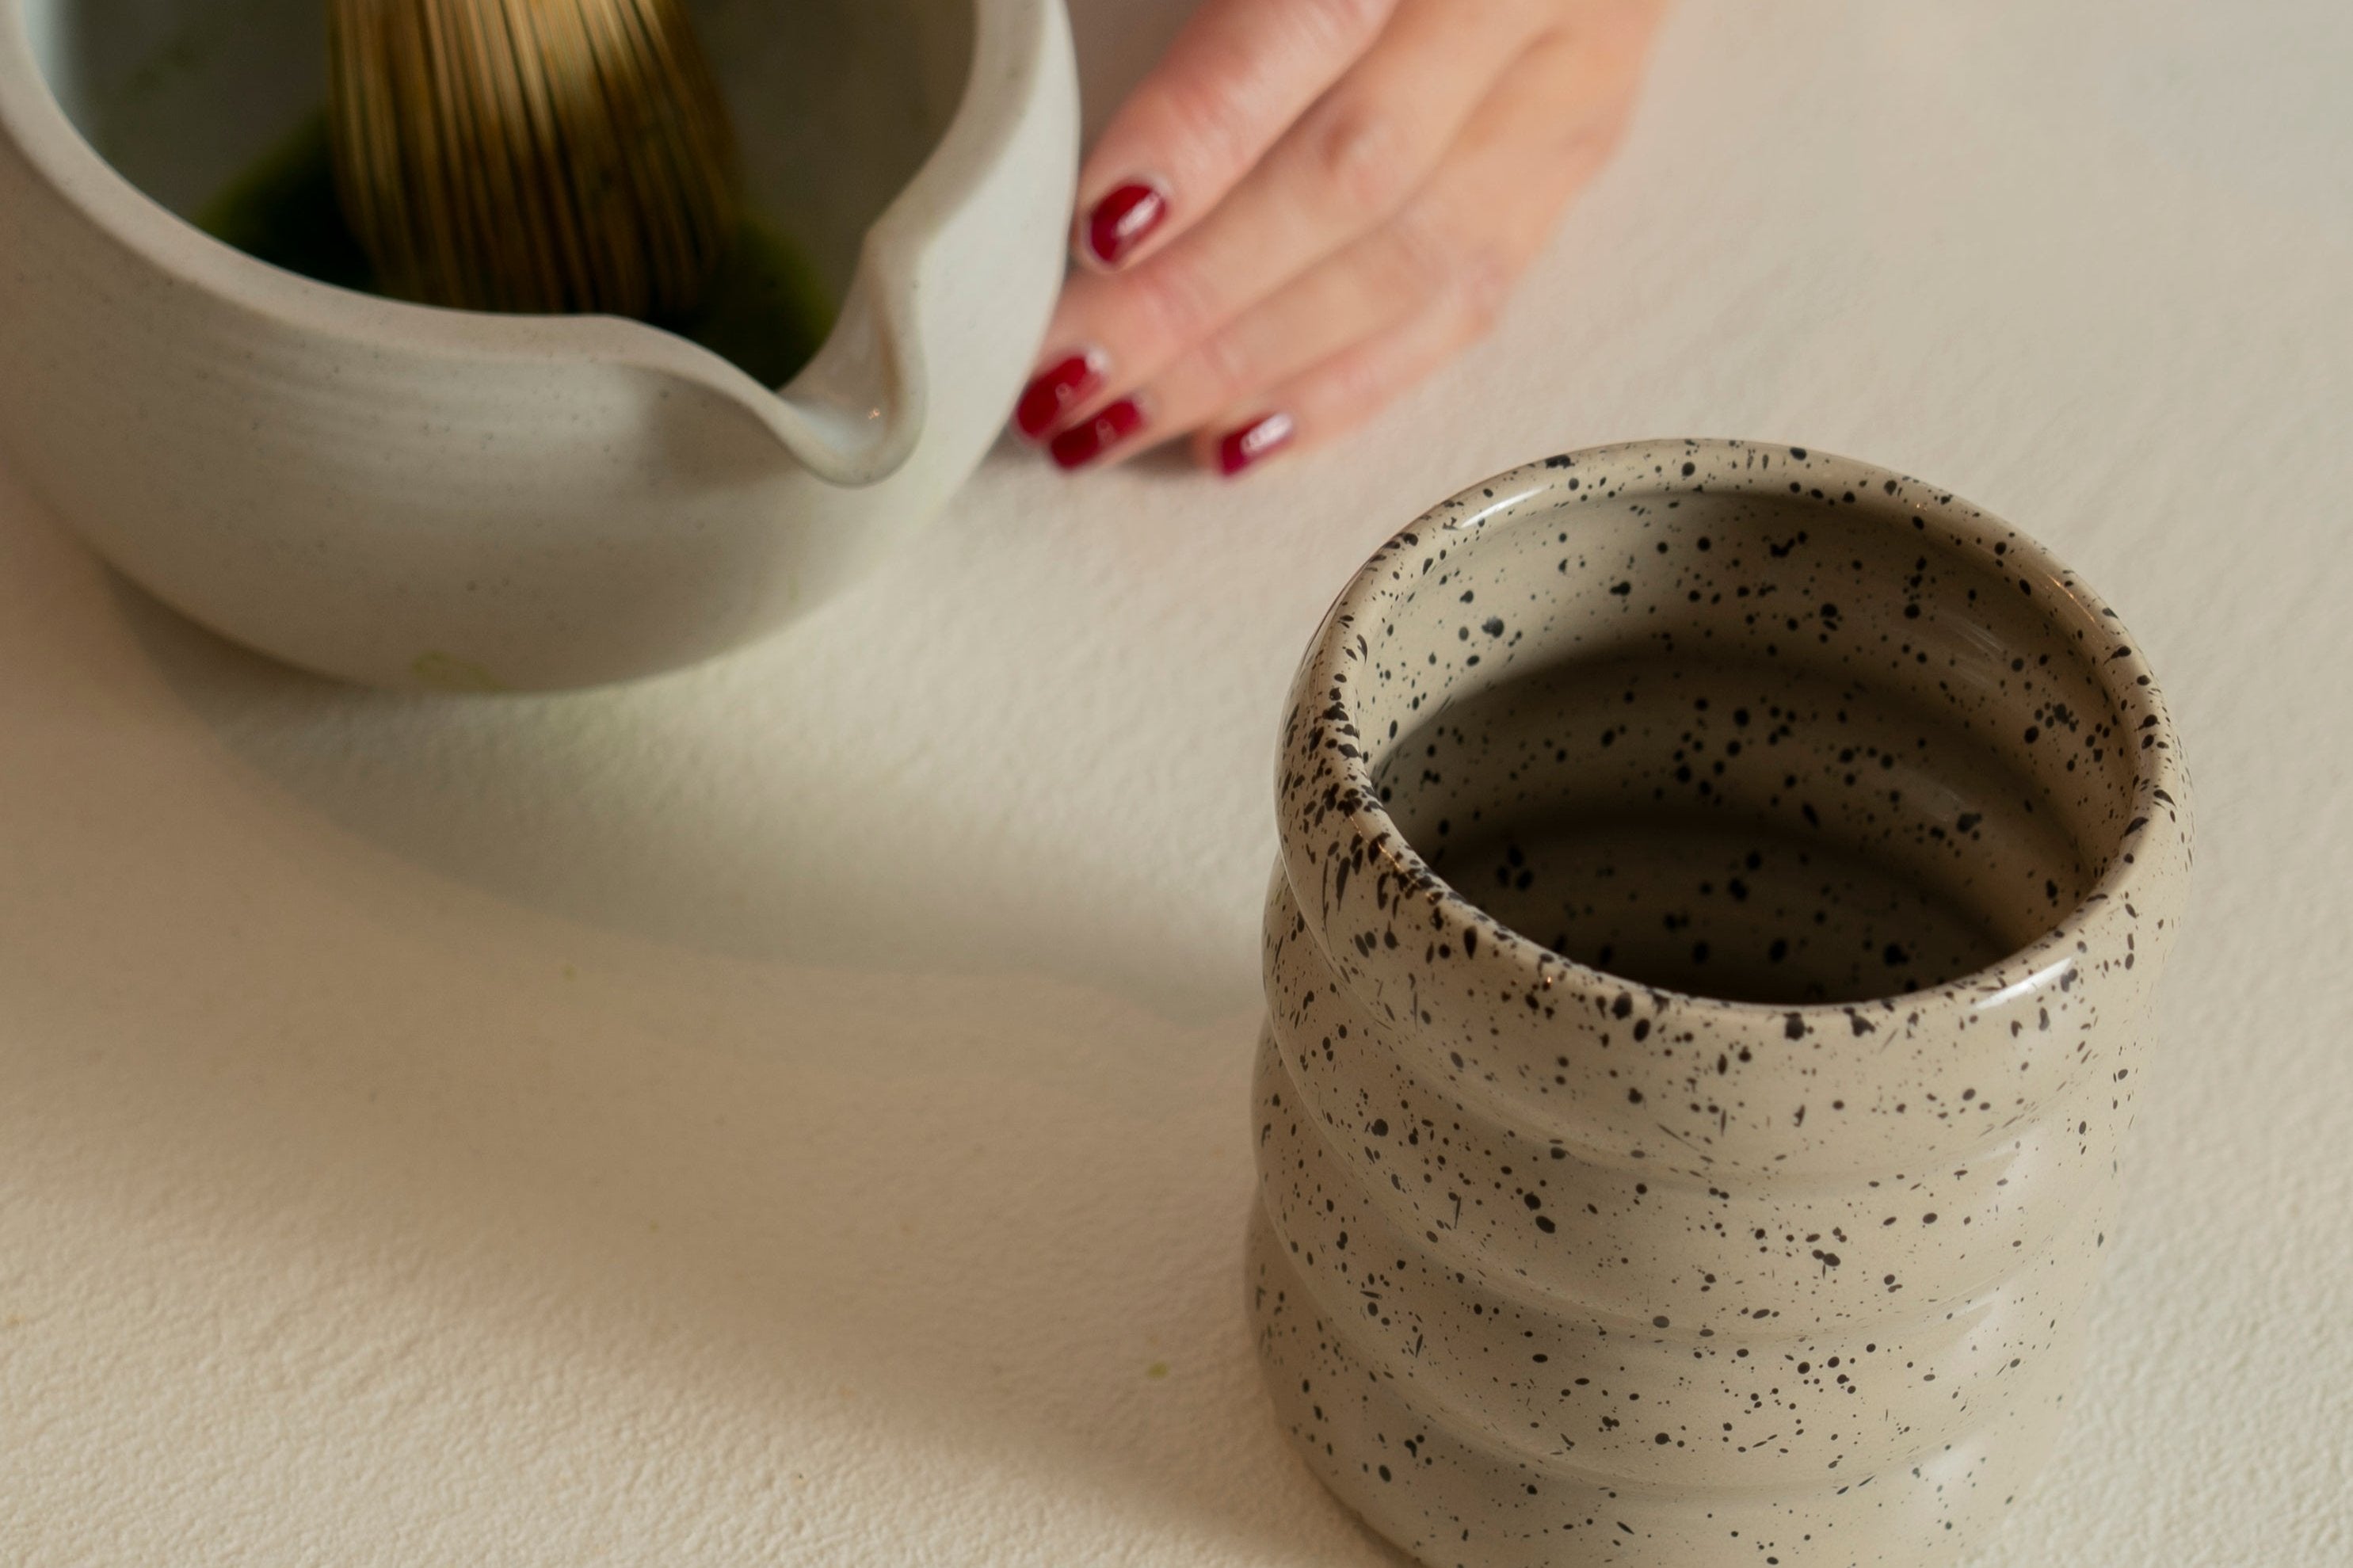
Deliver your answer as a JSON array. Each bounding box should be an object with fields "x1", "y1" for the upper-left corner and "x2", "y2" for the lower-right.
[{"x1": 4, "y1": 0, "x2": 2349, "y2": 1562}]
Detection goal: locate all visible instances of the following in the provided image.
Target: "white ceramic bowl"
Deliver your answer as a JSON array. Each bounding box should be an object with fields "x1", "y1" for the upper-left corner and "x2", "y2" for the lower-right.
[{"x1": 0, "y1": 0, "x2": 1076, "y2": 689}]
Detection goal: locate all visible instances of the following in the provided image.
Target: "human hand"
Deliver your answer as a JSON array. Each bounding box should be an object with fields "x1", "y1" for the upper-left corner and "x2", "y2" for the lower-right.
[{"x1": 1013, "y1": 0, "x2": 1668, "y2": 475}]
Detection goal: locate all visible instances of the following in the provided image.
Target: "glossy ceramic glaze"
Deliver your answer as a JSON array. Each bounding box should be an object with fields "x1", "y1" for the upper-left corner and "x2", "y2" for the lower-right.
[
  {"x1": 1251, "y1": 441, "x2": 2192, "y2": 1566},
  {"x1": 0, "y1": 0, "x2": 1075, "y2": 688}
]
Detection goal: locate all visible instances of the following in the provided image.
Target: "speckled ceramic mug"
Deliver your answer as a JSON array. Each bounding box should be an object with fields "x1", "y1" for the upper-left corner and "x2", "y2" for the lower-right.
[{"x1": 1249, "y1": 441, "x2": 2191, "y2": 1567}]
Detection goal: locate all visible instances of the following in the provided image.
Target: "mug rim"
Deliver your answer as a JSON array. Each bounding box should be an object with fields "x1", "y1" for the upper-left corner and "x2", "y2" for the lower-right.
[{"x1": 1279, "y1": 437, "x2": 2191, "y2": 1028}]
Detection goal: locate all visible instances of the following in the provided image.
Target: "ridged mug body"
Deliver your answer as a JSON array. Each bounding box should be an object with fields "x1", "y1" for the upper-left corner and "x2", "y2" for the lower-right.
[{"x1": 1250, "y1": 442, "x2": 2191, "y2": 1566}]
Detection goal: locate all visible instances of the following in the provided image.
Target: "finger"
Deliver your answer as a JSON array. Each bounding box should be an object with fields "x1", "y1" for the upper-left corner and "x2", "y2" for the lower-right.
[
  {"x1": 1190, "y1": 84, "x2": 1638, "y2": 471},
  {"x1": 1182, "y1": 176, "x2": 1588, "y2": 477},
  {"x1": 1188, "y1": 290, "x2": 1504, "y2": 476},
  {"x1": 1062, "y1": 23, "x2": 1643, "y2": 472},
  {"x1": 1071, "y1": 0, "x2": 1400, "y2": 272},
  {"x1": 1054, "y1": 203, "x2": 1443, "y2": 467},
  {"x1": 1032, "y1": 0, "x2": 1548, "y2": 444}
]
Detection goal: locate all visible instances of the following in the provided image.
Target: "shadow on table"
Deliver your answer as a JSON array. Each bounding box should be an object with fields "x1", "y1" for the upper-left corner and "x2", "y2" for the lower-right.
[{"x1": 111, "y1": 555, "x2": 1260, "y2": 1024}]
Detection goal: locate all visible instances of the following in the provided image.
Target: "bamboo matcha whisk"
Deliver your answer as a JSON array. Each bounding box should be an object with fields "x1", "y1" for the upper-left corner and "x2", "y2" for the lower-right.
[{"x1": 326, "y1": 0, "x2": 740, "y2": 318}]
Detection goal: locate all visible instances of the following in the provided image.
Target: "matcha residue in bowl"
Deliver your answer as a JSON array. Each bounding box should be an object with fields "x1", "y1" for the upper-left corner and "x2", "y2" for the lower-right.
[{"x1": 193, "y1": 113, "x2": 835, "y2": 387}]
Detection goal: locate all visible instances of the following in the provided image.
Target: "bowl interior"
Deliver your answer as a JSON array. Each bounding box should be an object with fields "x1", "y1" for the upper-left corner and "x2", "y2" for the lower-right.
[
  {"x1": 1357, "y1": 464, "x2": 2146, "y2": 1006},
  {"x1": 23, "y1": 0, "x2": 975, "y2": 306}
]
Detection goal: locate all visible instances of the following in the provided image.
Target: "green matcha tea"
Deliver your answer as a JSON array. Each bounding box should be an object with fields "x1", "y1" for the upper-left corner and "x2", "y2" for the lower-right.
[{"x1": 194, "y1": 112, "x2": 835, "y2": 387}]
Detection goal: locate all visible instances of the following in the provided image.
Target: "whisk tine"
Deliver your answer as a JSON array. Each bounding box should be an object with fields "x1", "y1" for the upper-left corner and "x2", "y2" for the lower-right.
[
  {"x1": 609, "y1": 0, "x2": 737, "y2": 309},
  {"x1": 491, "y1": 0, "x2": 596, "y2": 308},
  {"x1": 406, "y1": 0, "x2": 477, "y2": 303},
  {"x1": 326, "y1": 0, "x2": 738, "y2": 317}
]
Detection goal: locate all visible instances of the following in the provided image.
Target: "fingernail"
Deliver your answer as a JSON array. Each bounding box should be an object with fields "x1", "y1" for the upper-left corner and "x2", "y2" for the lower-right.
[
  {"x1": 1082, "y1": 181, "x2": 1168, "y2": 269},
  {"x1": 1015, "y1": 350, "x2": 1105, "y2": 440},
  {"x1": 1049, "y1": 397, "x2": 1147, "y2": 469},
  {"x1": 1217, "y1": 410, "x2": 1295, "y2": 476}
]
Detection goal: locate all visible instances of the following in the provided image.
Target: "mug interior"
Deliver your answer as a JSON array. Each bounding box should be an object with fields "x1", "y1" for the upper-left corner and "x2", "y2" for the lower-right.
[
  {"x1": 1363, "y1": 455, "x2": 2144, "y2": 1006},
  {"x1": 21, "y1": 0, "x2": 974, "y2": 304}
]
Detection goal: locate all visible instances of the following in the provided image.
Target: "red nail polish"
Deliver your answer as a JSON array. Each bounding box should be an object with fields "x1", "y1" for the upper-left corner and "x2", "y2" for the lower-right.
[
  {"x1": 1217, "y1": 411, "x2": 1295, "y2": 475},
  {"x1": 1084, "y1": 181, "x2": 1168, "y2": 268},
  {"x1": 1015, "y1": 351, "x2": 1106, "y2": 440},
  {"x1": 1049, "y1": 397, "x2": 1146, "y2": 469}
]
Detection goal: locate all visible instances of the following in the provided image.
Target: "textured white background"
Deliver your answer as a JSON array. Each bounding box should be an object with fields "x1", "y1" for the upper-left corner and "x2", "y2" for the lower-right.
[{"x1": 3, "y1": 0, "x2": 2349, "y2": 1561}]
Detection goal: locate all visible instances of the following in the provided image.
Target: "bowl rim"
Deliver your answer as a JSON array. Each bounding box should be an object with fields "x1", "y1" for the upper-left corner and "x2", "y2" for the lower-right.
[{"x1": 1279, "y1": 437, "x2": 2193, "y2": 1030}]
